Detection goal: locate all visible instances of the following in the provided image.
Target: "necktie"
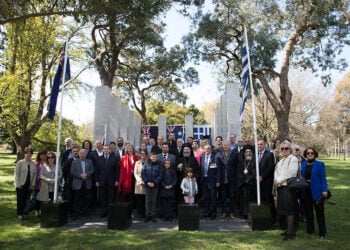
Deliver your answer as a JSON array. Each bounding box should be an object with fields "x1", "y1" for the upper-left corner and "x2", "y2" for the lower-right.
[
  {"x1": 205, "y1": 155, "x2": 209, "y2": 176},
  {"x1": 163, "y1": 154, "x2": 167, "y2": 160},
  {"x1": 259, "y1": 152, "x2": 262, "y2": 162}
]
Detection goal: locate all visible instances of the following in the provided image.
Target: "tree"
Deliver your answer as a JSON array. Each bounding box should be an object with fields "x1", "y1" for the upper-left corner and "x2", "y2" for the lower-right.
[
  {"x1": 116, "y1": 43, "x2": 199, "y2": 124},
  {"x1": 32, "y1": 116, "x2": 82, "y2": 152},
  {"x1": 89, "y1": 1, "x2": 172, "y2": 88},
  {"x1": 184, "y1": 0, "x2": 350, "y2": 140},
  {"x1": 146, "y1": 99, "x2": 207, "y2": 125},
  {"x1": 0, "y1": 16, "x2": 67, "y2": 159}
]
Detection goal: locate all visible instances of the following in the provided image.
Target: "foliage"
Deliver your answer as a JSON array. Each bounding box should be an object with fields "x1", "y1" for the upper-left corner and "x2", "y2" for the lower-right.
[
  {"x1": 116, "y1": 43, "x2": 199, "y2": 124},
  {"x1": 32, "y1": 115, "x2": 83, "y2": 152},
  {"x1": 183, "y1": 0, "x2": 350, "y2": 140},
  {"x1": 0, "y1": 16, "x2": 66, "y2": 159},
  {"x1": 1, "y1": 152, "x2": 350, "y2": 249},
  {"x1": 146, "y1": 99, "x2": 206, "y2": 125},
  {"x1": 316, "y1": 71, "x2": 350, "y2": 154}
]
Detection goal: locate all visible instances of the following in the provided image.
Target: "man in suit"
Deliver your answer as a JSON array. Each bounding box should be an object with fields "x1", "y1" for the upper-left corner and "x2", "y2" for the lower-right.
[
  {"x1": 233, "y1": 138, "x2": 244, "y2": 154},
  {"x1": 257, "y1": 139, "x2": 276, "y2": 223},
  {"x1": 88, "y1": 139, "x2": 103, "y2": 208},
  {"x1": 175, "y1": 138, "x2": 184, "y2": 160},
  {"x1": 216, "y1": 140, "x2": 238, "y2": 219},
  {"x1": 71, "y1": 149, "x2": 94, "y2": 219},
  {"x1": 60, "y1": 137, "x2": 73, "y2": 167},
  {"x1": 61, "y1": 146, "x2": 79, "y2": 211},
  {"x1": 229, "y1": 133, "x2": 238, "y2": 151},
  {"x1": 151, "y1": 135, "x2": 164, "y2": 154},
  {"x1": 116, "y1": 136, "x2": 126, "y2": 158},
  {"x1": 157, "y1": 143, "x2": 176, "y2": 170},
  {"x1": 167, "y1": 132, "x2": 178, "y2": 156},
  {"x1": 95, "y1": 145, "x2": 120, "y2": 217},
  {"x1": 200, "y1": 145, "x2": 221, "y2": 220}
]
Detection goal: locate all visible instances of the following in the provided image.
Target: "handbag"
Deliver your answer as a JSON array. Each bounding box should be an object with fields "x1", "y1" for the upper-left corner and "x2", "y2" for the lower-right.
[
  {"x1": 287, "y1": 163, "x2": 309, "y2": 190},
  {"x1": 287, "y1": 176, "x2": 309, "y2": 190}
]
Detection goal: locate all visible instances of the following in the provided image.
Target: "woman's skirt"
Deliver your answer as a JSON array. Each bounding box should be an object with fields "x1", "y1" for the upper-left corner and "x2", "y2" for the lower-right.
[{"x1": 277, "y1": 186, "x2": 297, "y2": 215}]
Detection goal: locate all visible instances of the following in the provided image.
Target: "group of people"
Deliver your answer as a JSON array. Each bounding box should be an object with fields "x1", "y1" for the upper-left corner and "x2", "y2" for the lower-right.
[{"x1": 14, "y1": 133, "x2": 329, "y2": 240}]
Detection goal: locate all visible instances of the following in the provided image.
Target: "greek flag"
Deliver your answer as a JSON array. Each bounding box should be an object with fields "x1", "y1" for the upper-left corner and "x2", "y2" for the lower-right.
[{"x1": 239, "y1": 35, "x2": 250, "y2": 124}]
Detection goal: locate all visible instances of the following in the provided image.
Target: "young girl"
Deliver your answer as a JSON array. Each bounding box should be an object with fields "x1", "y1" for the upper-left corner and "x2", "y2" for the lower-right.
[
  {"x1": 160, "y1": 159, "x2": 177, "y2": 221},
  {"x1": 180, "y1": 168, "x2": 198, "y2": 204}
]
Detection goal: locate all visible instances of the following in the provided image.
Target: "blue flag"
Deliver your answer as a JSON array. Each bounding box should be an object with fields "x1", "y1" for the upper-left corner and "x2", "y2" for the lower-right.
[
  {"x1": 239, "y1": 36, "x2": 249, "y2": 124},
  {"x1": 47, "y1": 43, "x2": 71, "y2": 120}
]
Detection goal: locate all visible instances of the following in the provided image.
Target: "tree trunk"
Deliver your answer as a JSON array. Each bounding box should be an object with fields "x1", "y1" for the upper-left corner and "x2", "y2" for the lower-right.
[
  {"x1": 275, "y1": 110, "x2": 290, "y2": 141},
  {"x1": 14, "y1": 135, "x2": 32, "y2": 162}
]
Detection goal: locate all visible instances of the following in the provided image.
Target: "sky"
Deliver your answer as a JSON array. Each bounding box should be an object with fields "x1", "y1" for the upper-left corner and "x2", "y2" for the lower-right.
[
  {"x1": 59, "y1": 5, "x2": 350, "y2": 126},
  {"x1": 60, "y1": 6, "x2": 220, "y2": 125}
]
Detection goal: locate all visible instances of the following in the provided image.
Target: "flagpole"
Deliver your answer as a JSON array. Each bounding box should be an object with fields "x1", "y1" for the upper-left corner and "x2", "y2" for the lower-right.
[
  {"x1": 243, "y1": 27, "x2": 261, "y2": 206},
  {"x1": 53, "y1": 40, "x2": 69, "y2": 204}
]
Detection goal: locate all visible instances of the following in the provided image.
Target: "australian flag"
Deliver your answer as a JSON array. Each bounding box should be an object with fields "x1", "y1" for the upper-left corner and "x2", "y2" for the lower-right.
[
  {"x1": 47, "y1": 42, "x2": 71, "y2": 120},
  {"x1": 167, "y1": 125, "x2": 184, "y2": 140},
  {"x1": 142, "y1": 125, "x2": 158, "y2": 140}
]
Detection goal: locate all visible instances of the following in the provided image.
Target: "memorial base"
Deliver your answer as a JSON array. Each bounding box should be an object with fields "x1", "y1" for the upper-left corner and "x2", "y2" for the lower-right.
[
  {"x1": 108, "y1": 202, "x2": 132, "y2": 230},
  {"x1": 250, "y1": 203, "x2": 273, "y2": 231},
  {"x1": 40, "y1": 201, "x2": 68, "y2": 228},
  {"x1": 178, "y1": 204, "x2": 200, "y2": 231}
]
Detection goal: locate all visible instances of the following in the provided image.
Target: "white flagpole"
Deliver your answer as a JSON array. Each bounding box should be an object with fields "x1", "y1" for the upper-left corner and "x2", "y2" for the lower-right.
[
  {"x1": 244, "y1": 27, "x2": 261, "y2": 206},
  {"x1": 53, "y1": 40, "x2": 69, "y2": 204}
]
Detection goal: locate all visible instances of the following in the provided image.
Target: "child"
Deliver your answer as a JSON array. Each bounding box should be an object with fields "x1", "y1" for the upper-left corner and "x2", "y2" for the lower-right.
[
  {"x1": 180, "y1": 168, "x2": 198, "y2": 204},
  {"x1": 141, "y1": 152, "x2": 163, "y2": 223},
  {"x1": 160, "y1": 159, "x2": 177, "y2": 221}
]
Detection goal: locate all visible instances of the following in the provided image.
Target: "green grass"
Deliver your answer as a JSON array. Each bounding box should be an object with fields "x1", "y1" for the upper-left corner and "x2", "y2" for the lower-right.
[{"x1": 0, "y1": 152, "x2": 350, "y2": 249}]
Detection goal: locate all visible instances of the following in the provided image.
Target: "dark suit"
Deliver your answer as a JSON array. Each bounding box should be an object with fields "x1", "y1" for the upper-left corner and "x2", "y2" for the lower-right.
[
  {"x1": 157, "y1": 153, "x2": 176, "y2": 170},
  {"x1": 200, "y1": 152, "x2": 221, "y2": 218},
  {"x1": 60, "y1": 148, "x2": 71, "y2": 167},
  {"x1": 95, "y1": 153, "x2": 120, "y2": 215},
  {"x1": 167, "y1": 140, "x2": 178, "y2": 157},
  {"x1": 258, "y1": 150, "x2": 276, "y2": 221},
  {"x1": 62, "y1": 157, "x2": 77, "y2": 210},
  {"x1": 71, "y1": 159, "x2": 94, "y2": 217},
  {"x1": 88, "y1": 149, "x2": 103, "y2": 207},
  {"x1": 216, "y1": 150, "x2": 238, "y2": 214},
  {"x1": 151, "y1": 144, "x2": 162, "y2": 154}
]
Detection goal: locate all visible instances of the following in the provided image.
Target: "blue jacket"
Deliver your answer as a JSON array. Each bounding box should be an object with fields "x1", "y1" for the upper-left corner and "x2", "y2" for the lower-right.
[
  {"x1": 301, "y1": 159, "x2": 328, "y2": 201},
  {"x1": 141, "y1": 160, "x2": 163, "y2": 187},
  {"x1": 160, "y1": 170, "x2": 177, "y2": 197}
]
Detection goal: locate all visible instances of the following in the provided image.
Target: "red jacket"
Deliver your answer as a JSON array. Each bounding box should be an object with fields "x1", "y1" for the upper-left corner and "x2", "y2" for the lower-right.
[{"x1": 118, "y1": 154, "x2": 138, "y2": 194}]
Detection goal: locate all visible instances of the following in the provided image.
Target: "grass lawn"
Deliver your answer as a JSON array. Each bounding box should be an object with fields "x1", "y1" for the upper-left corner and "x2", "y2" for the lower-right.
[{"x1": 0, "y1": 152, "x2": 349, "y2": 249}]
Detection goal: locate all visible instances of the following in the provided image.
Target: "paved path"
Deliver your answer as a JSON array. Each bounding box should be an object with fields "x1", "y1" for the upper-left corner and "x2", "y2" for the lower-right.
[{"x1": 64, "y1": 216, "x2": 252, "y2": 232}]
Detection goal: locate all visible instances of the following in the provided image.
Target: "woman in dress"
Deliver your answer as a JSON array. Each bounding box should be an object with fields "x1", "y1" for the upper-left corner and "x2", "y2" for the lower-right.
[
  {"x1": 274, "y1": 140, "x2": 299, "y2": 240},
  {"x1": 301, "y1": 147, "x2": 328, "y2": 239}
]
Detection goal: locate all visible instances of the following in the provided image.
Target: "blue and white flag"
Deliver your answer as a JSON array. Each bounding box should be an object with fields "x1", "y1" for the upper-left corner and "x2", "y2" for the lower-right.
[{"x1": 239, "y1": 35, "x2": 250, "y2": 124}]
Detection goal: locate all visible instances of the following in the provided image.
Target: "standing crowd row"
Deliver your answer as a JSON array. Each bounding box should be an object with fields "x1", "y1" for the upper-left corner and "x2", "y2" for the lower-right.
[{"x1": 14, "y1": 133, "x2": 329, "y2": 240}]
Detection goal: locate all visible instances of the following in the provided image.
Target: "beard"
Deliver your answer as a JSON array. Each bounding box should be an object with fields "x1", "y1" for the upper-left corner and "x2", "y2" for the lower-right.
[
  {"x1": 245, "y1": 155, "x2": 252, "y2": 161},
  {"x1": 183, "y1": 152, "x2": 191, "y2": 158}
]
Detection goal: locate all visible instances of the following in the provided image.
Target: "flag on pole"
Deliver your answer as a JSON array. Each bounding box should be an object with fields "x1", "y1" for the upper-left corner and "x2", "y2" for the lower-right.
[
  {"x1": 239, "y1": 35, "x2": 250, "y2": 124},
  {"x1": 47, "y1": 43, "x2": 71, "y2": 120},
  {"x1": 102, "y1": 124, "x2": 107, "y2": 145}
]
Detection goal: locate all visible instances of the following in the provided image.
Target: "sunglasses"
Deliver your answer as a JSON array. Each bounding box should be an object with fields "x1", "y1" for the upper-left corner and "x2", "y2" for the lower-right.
[
  {"x1": 306, "y1": 152, "x2": 314, "y2": 155},
  {"x1": 281, "y1": 147, "x2": 290, "y2": 151},
  {"x1": 47, "y1": 156, "x2": 55, "y2": 159}
]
